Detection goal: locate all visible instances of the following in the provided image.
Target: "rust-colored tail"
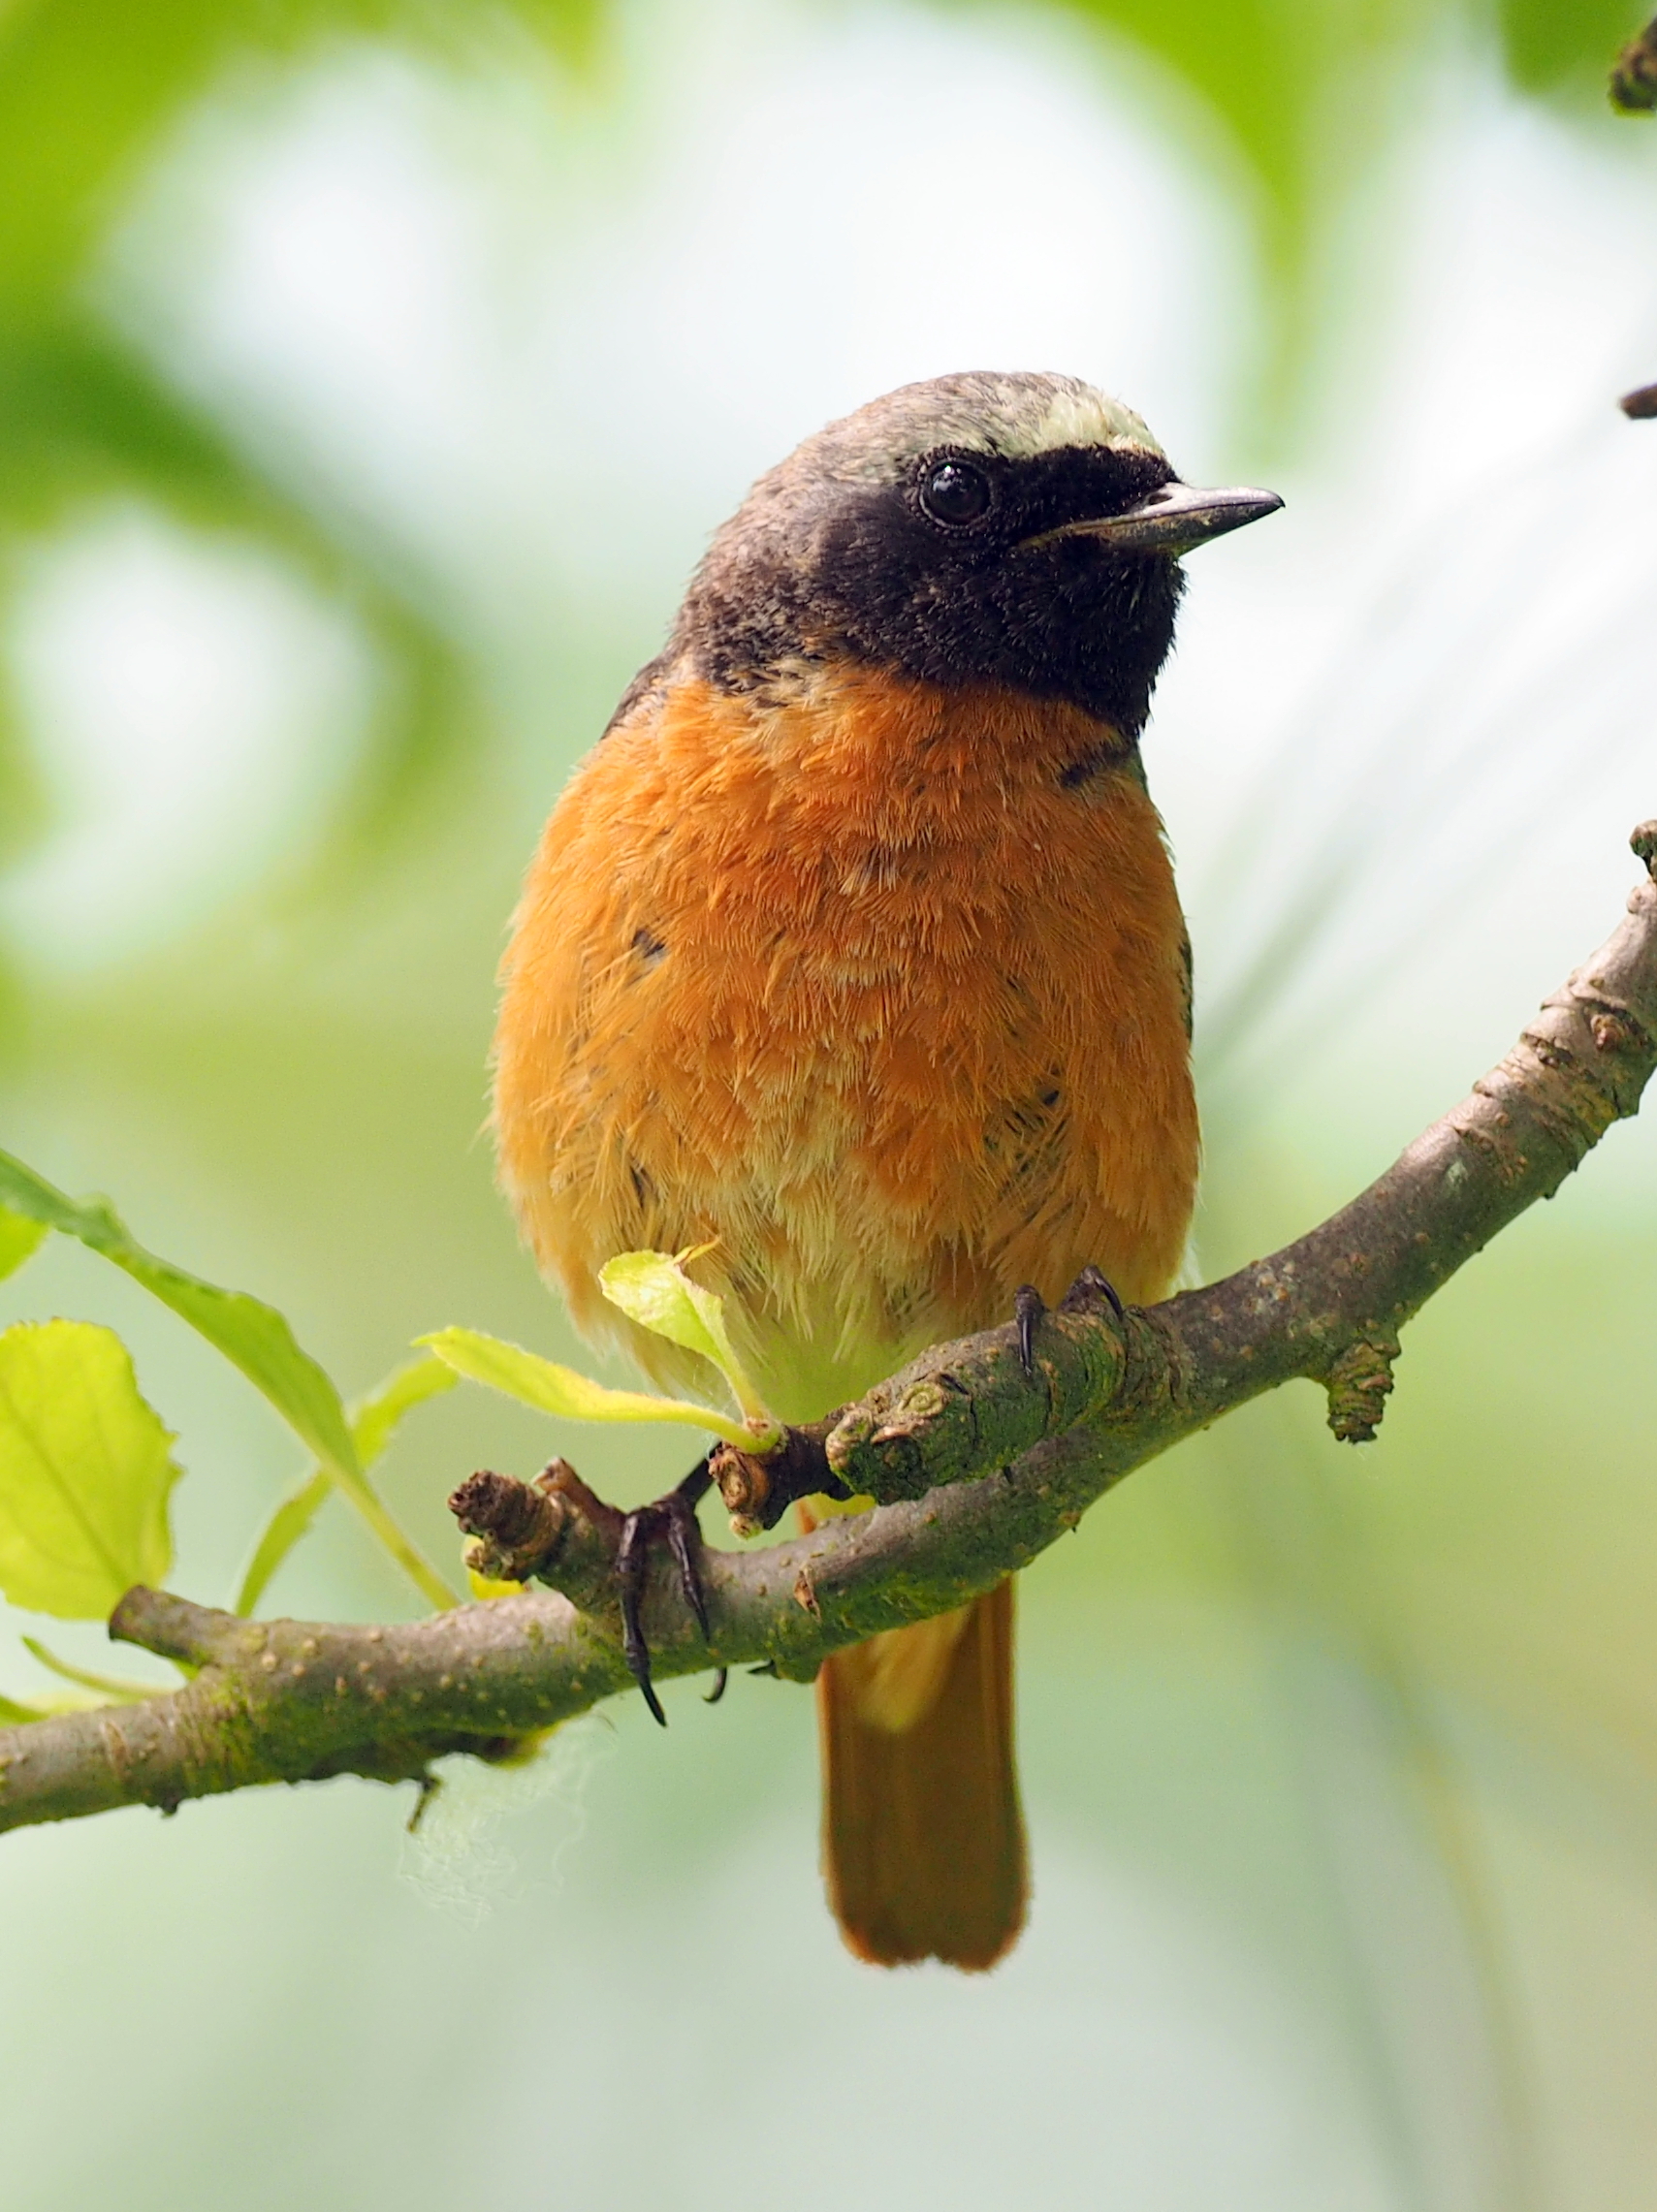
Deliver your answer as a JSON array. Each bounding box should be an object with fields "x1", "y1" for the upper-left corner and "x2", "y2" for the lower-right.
[{"x1": 817, "y1": 1580, "x2": 1027, "y2": 1971}]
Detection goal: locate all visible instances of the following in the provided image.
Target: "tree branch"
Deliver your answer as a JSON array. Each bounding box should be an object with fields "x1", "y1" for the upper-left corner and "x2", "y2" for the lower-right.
[{"x1": 2, "y1": 826, "x2": 1653, "y2": 1838}]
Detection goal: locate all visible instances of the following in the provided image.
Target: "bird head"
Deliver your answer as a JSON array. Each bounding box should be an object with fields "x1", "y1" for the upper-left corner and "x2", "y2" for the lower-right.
[{"x1": 677, "y1": 371, "x2": 1281, "y2": 739}]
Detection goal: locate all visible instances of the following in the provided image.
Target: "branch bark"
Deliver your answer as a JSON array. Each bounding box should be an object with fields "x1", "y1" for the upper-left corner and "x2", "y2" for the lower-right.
[{"x1": 2, "y1": 826, "x2": 1653, "y2": 1838}]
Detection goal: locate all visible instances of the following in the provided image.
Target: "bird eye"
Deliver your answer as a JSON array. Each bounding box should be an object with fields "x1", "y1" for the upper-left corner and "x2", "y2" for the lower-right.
[{"x1": 919, "y1": 458, "x2": 991, "y2": 525}]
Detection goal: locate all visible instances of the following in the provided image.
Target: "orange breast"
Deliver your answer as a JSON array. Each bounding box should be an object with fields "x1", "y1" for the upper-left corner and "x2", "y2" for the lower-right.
[{"x1": 493, "y1": 665, "x2": 1197, "y2": 1423}]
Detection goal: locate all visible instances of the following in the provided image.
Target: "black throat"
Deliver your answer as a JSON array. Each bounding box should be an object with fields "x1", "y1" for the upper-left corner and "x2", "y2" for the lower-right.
[{"x1": 680, "y1": 443, "x2": 1187, "y2": 737}]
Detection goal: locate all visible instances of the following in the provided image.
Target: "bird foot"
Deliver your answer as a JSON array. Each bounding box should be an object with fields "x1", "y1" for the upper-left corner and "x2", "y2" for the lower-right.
[
  {"x1": 617, "y1": 1458, "x2": 725, "y2": 1725},
  {"x1": 1013, "y1": 1268, "x2": 1128, "y2": 1379},
  {"x1": 450, "y1": 1454, "x2": 729, "y2": 1724}
]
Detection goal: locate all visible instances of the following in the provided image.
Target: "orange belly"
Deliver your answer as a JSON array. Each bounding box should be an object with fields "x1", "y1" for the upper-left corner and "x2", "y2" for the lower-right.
[{"x1": 493, "y1": 662, "x2": 1197, "y2": 1424}]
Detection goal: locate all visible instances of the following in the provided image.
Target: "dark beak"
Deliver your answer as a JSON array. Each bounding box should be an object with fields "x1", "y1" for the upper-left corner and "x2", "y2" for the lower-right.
[{"x1": 1024, "y1": 481, "x2": 1284, "y2": 557}]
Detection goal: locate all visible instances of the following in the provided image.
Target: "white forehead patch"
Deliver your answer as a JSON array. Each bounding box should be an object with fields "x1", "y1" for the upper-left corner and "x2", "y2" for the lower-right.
[
  {"x1": 785, "y1": 373, "x2": 1167, "y2": 493},
  {"x1": 979, "y1": 382, "x2": 1163, "y2": 460}
]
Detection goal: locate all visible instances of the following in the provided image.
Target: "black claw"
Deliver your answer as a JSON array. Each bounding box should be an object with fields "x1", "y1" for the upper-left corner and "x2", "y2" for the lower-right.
[
  {"x1": 1064, "y1": 1262, "x2": 1126, "y2": 1322},
  {"x1": 616, "y1": 1506, "x2": 667, "y2": 1724},
  {"x1": 704, "y1": 1668, "x2": 728, "y2": 1704},
  {"x1": 616, "y1": 1458, "x2": 717, "y2": 1726},
  {"x1": 1014, "y1": 1282, "x2": 1045, "y2": 1379}
]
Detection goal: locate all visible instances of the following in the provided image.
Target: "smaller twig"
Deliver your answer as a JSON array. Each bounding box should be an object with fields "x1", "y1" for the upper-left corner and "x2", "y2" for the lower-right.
[
  {"x1": 709, "y1": 1423, "x2": 843, "y2": 1533},
  {"x1": 111, "y1": 1587, "x2": 238, "y2": 1666},
  {"x1": 448, "y1": 1459, "x2": 618, "y2": 1597}
]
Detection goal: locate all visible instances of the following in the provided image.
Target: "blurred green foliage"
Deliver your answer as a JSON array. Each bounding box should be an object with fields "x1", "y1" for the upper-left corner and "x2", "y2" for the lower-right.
[{"x1": 0, "y1": 0, "x2": 1636, "y2": 892}]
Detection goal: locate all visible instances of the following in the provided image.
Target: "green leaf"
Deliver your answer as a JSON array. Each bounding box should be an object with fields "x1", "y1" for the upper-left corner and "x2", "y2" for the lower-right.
[
  {"x1": 0, "y1": 1209, "x2": 46, "y2": 1280},
  {"x1": 0, "y1": 1319, "x2": 179, "y2": 1618},
  {"x1": 20, "y1": 1635, "x2": 168, "y2": 1703},
  {"x1": 0, "y1": 1685, "x2": 130, "y2": 1721},
  {"x1": 418, "y1": 1325, "x2": 766, "y2": 1447},
  {"x1": 233, "y1": 1469, "x2": 331, "y2": 1620},
  {"x1": 0, "y1": 1147, "x2": 356, "y2": 1476},
  {"x1": 0, "y1": 1149, "x2": 457, "y2": 1612},
  {"x1": 467, "y1": 1564, "x2": 526, "y2": 1601},
  {"x1": 349, "y1": 1351, "x2": 459, "y2": 1468},
  {"x1": 252, "y1": 1461, "x2": 455, "y2": 1616},
  {"x1": 597, "y1": 1248, "x2": 774, "y2": 1424},
  {"x1": 234, "y1": 1353, "x2": 459, "y2": 1616},
  {"x1": 597, "y1": 1248, "x2": 734, "y2": 1368}
]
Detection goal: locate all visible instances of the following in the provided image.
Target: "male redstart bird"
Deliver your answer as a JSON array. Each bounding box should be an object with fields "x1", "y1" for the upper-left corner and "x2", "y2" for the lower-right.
[{"x1": 492, "y1": 372, "x2": 1280, "y2": 1970}]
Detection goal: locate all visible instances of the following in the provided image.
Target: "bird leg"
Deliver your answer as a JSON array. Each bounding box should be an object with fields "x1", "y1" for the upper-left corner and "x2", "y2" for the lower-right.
[{"x1": 616, "y1": 1457, "x2": 723, "y2": 1726}]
